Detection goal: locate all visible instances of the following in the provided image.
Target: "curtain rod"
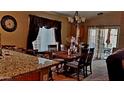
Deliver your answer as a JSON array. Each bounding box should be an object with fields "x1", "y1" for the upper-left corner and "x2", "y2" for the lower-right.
[
  {"x1": 88, "y1": 25, "x2": 120, "y2": 28},
  {"x1": 28, "y1": 14, "x2": 61, "y2": 23}
]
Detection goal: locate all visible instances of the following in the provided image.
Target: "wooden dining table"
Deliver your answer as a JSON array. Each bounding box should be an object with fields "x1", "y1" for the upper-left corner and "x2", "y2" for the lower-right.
[
  {"x1": 50, "y1": 51, "x2": 81, "y2": 75},
  {"x1": 54, "y1": 51, "x2": 80, "y2": 61}
]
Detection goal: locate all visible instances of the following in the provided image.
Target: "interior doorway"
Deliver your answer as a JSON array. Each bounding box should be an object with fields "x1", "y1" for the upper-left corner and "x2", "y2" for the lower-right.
[{"x1": 88, "y1": 26, "x2": 119, "y2": 60}]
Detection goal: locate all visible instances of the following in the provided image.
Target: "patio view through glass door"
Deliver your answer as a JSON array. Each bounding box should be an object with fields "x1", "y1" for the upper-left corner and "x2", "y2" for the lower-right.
[{"x1": 88, "y1": 26, "x2": 119, "y2": 60}]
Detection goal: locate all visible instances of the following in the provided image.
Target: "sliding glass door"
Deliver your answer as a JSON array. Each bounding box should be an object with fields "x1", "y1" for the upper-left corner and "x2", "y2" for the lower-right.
[{"x1": 88, "y1": 26, "x2": 119, "y2": 60}]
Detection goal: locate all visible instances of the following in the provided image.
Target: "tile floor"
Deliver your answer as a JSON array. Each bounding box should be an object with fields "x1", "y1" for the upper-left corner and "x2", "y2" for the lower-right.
[{"x1": 53, "y1": 60, "x2": 109, "y2": 81}]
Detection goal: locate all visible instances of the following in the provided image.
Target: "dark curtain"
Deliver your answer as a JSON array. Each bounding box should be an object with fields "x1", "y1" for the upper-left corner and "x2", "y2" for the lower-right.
[
  {"x1": 54, "y1": 22, "x2": 61, "y2": 50},
  {"x1": 27, "y1": 15, "x2": 39, "y2": 49},
  {"x1": 27, "y1": 15, "x2": 62, "y2": 49}
]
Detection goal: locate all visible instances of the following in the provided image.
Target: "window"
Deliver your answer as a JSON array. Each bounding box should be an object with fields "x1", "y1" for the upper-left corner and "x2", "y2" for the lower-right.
[
  {"x1": 88, "y1": 26, "x2": 119, "y2": 59},
  {"x1": 32, "y1": 27, "x2": 57, "y2": 52}
]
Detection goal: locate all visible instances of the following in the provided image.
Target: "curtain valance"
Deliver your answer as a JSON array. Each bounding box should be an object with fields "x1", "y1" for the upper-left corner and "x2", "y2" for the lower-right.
[{"x1": 27, "y1": 15, "x2": 62, "y2": 49}]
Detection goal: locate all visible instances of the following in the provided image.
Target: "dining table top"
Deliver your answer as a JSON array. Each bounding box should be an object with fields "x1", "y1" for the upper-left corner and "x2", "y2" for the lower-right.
[{"x1": 54, "y1": 51, "x2": 80, "y2": 61}]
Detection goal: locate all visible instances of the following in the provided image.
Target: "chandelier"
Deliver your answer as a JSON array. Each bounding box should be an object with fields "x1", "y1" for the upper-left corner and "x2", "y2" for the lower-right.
[
  {"x1": 67, "y1": 11, "x2": 86, "y2": 45},
  {"x1": 68, "y1": 11, "x2": 86, "y2": 24}
]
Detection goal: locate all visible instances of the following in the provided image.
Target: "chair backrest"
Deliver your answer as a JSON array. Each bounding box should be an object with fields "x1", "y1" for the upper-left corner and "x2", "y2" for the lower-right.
[
  {"x1": 112, "y1": 48, "x2": 120, "y2": 53},
  {"x1": 2, "y1": 45, "x2": 16, "y2": 50},
  {"x1": 78, "y1": 48, "x2": 89, "y2": 66},
  {"x1": 85, "y1": 48, "x2": 94, "y2": 65},
  {"x1": 48, "y1": 44, "x2": 58, "y2": 59},
  {"x1": 16, "y1": 48, "x2": 26, "y2": 53},
  {"x1": 89, "y1": 48, "x2": 94, "y2": 53},
  {"x1": 48, "y1": 44, "x2": 58, "y2": 52},
  {"x1": 26, "y1": 49, "x2": 37, "y2": 55}
]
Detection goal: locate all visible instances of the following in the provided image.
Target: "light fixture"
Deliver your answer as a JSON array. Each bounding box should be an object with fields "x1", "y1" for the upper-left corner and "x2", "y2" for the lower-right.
[
  {"x1": 68, "y1": 11, "x2": 86, "y2": 24},
  {"x1": 68, "y1": 11, "x2": 86, "y2": 45}
]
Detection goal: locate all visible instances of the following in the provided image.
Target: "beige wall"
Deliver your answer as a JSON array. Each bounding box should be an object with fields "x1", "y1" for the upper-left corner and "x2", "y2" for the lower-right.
[
  {"x1": 119, "y1": 12, "x2": 124, "y2": 48},
  {"x1": 0, "y1": 11, "x2": 71, "y2": 49},
  {"x1": 86, "y1": 12, "x2": 121, "y2": 26},
  {"x1": 0, "y1": 11, "x2": 29, "y2": 48},
  {"x1": 2, "y1": 11, "x2": 123, "y2": 49},
  {"x1": 85, "y1": 12, "x2": 122, "y2": 47}
]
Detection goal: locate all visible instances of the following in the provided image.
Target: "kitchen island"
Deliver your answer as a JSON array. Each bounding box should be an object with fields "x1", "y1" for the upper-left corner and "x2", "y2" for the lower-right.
[{"x1": 0, "y1": 49, "x2": 59, "y2": 81}]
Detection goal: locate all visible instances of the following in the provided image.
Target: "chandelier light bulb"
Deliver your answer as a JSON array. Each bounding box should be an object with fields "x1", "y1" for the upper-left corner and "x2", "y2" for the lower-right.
[
  {"x1": 75, "y1": 16, "x2": 79, "y2": 21},
  {"x1": 70, "y1": 18, "x2": 74, "y2": 23},
  {"x1": 68, "y1": 17, "x2": 74, "y2": 23},
  {"x1": 77, "y1": 20, "x2": 81, "y2": 23},
  {"x1": 68, "y1": 11, "x2": 86, "y2": 24},
  {"x1": 81, "y1": 17, "x2": 86, "y2": 22},
  {"x1": 67, "y1": 17, "x2": 71, "y2": 22}
]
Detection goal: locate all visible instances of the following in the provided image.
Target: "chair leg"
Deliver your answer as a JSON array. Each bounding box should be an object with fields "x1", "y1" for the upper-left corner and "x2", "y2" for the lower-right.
[
  {"x1": 90, "y1": 65, "x2": 92, "y2": 74},
  {"x1": 82, "y1": 67, "x2": 86, "y2": 78},
  {"x1": 48, "y1": 68, "x2": 54, "y2": 81},
  {"x1": 77, "y1": 68, "x2": 80, "y2": 81},
  {"x1": 56, "y1": 65, "x2": 59, "y2": 73},
  {"x1": 56, "y1": 63, "x2": 62, "y2": 73},
  {"x1": 85, "y1": 66, "x2": 88, "y2": 77},
  {"x1": 56, "y1": 63, "x2": 64, "y2": 74},
  {"x1": 63, "y1": 64, "x2": 68, "y2": 76}
]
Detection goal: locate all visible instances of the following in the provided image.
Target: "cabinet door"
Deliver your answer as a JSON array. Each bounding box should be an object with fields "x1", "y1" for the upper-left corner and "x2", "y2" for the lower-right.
[{"x1": 13, "y1": 71, "x2": 40, "y2": 81}]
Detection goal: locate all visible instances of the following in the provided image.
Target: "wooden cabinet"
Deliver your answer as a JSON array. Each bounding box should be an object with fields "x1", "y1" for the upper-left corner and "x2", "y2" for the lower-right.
[{"x1": 13, "y1": 70, "x2": 40, "y2": 81}]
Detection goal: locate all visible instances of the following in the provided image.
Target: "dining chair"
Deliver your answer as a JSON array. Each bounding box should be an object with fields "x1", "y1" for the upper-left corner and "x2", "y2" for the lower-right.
[
  {"x1": 26, "y1": 49, "x2": 37, "y2": 55},
  {"x1": 84, "y1": 48, "x2": 94, "y2": 76},
  {"x1": 48, "y1": 44, "x2": 65, "y2": 80},
  {"x1": 48, "y1": 44, "x2": 60, "y2": 60},
  {"x1": 48, "y1": 42, "x2": 59, "y2": 52},
  {"x1": 16, "y1": 48, "x2": 27, "y2": 53},
  {"x1": 64, "y1": 48, "x2": 89, "y2": 80},
  {"x1": 2, "y1": 45, "x2": 16, "y2": 50}
]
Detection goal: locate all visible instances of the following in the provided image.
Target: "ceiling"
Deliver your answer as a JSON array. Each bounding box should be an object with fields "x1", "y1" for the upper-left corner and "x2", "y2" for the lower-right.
[{"x1": 54, "y1": 11, "x2": 110, "y2": 19}]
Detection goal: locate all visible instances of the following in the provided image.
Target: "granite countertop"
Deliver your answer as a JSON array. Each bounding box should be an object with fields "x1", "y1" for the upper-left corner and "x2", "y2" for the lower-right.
[{"x1": 0, "y1": 49, "x2": 59, "y2": 79}]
